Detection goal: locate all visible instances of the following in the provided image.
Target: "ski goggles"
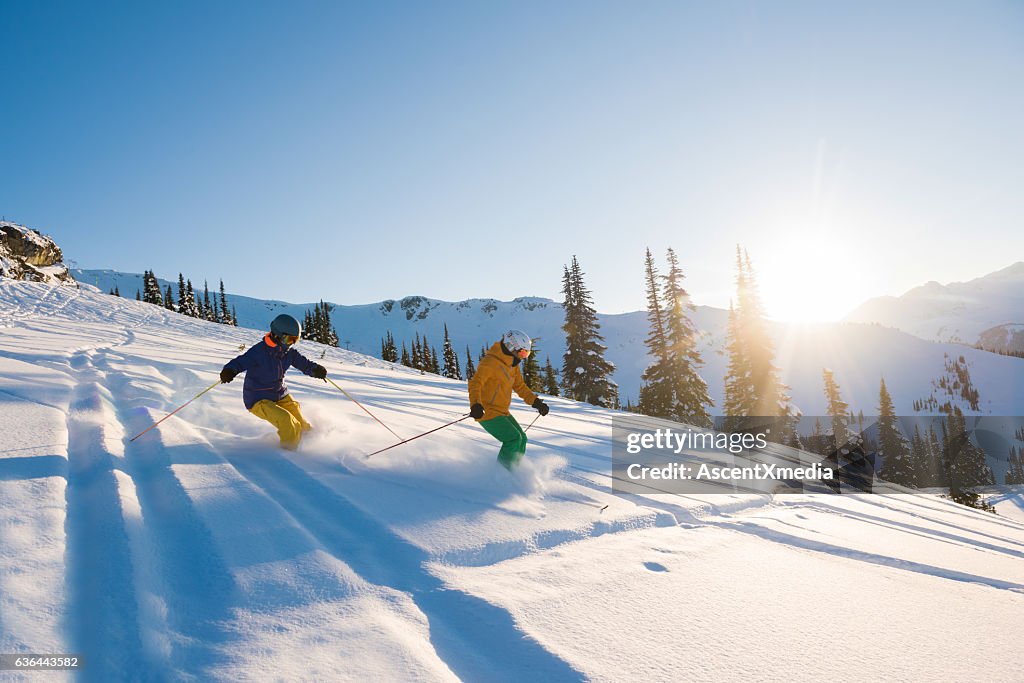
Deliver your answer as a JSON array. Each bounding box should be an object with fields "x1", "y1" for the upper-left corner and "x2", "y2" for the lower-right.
[
  {"x1": 280, "y1": 334, "x2": 299, "y2": 346},
  {"x1": 515, "y1": 347, "x2": 530, "y2": 359}
]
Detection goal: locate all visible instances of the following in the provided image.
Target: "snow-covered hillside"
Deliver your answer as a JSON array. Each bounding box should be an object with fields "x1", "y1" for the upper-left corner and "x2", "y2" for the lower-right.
[
  {"x1": 844, "y1": 261, "x2": 1024, "y2": 344},
  {"x1": 2, "y1": 280, "x2": 1023, "y2": 682},
  {"x1": 73, "y1": 269, "x2": 1024, "y2": 417}
]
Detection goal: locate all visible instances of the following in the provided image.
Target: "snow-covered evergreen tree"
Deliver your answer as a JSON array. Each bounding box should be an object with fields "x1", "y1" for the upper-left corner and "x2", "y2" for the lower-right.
[
  {"x1": 661, "y1": 248, "x2": 712, "y2": 427},
  {"x1": 164, "y1": 285, "x2": 175, "y2": 311},
  {"x1": 441, "y1": 324, "x2": 462, "y2": 379},
  {"x1": 142, "y1": 270, "x2": 163, "y2": 306},
  {"x1": 560, "y1": 256, "x2": 617, "y2": 407}
]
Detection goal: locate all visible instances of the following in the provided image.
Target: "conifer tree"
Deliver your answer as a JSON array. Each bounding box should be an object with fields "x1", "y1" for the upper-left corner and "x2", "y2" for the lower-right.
[
  {"x1": 201, "y1": 281, "x2": 214, "y2": 321},
  {"x1": 441, "y1": 324, "x2": 462, "y2": 379},
  {"x1": 113, "y1": 284, "x2": 120, "y2": 297},
  {"x1": 412, "y1": 334, "x2": 423, "y2": 370},
  {"x1": 381, "y1": 331, "x2": 398, "y2": 363},
  {"x1": 639, "y1": 248, "x2": 673, "y2": 417},
  {"x1": 142, "y1": 270, "x2": 163, "y2": 306},
  {"x1": 661, "y1": 248, "x2": 712, "y2": 426},
  {"x1": 400, "y1": 343, "x2": 411, "y2": 367},
  {"x1": 543, "y1": 356, "x2": 559, "y2": 396},
  {"x1": 877, "y1": 377, "x2": 913, "y2": 486},
  {"x1": 560, "y1": 256, "x2": 617, "y2": 407},
  {"x1": 1006, "y1": 447, "x2": 1024, "y2": 485},
  {"x1": 522, "y1": 344, "x2": 541, "y2": 389},
  {"x1": 723, "y1": 247, "x2": 794, "y2": 440},
  {"x1": 219, "y1": 280, "x2": 232, "y2": 325},
  {"x1": 302, "y1": 310, "x2": 314, "y2": 340},
  {"x1": 944, "y1": 407, "x2": 995, "y2": 495},
  {"x1": 465, "y1": 345, "x2": 476, "y2": 380},
  {"x1": 135, "y1": 289, "x2": 141, "y2": 301},
  {"x1": 184, "y1": 280, "x2": 198, "y2": 317},
  {"x1": 823, "y1": 368, "x2": 850, "y2": 451},
  {"x1": 164, "y1": 285, "x2": 175, "y2": 311},
  {"x1": 231, "y1": 305, "x2": 238, "y2": 326}
]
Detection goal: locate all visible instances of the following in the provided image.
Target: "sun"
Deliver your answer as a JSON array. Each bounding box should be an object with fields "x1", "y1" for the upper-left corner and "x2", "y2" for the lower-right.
[{"x1": 757, "y1": 231, "x2": 870, "y2": 323}]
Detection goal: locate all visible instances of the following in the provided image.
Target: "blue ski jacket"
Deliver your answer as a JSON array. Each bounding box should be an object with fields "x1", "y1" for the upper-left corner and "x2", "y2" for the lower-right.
[{"x1": 224, "y1": 335, "x2": 319, "y2": 409}]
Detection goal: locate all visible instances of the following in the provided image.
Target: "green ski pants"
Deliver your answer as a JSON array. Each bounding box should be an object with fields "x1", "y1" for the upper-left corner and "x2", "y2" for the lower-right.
[{"x1": 480, "y1": 414, "x2": 527, "y2": 470}]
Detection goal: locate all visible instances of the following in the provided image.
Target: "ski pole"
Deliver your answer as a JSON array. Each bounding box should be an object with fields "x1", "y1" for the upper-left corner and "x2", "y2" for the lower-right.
[
  {"x1": 325, "y1": 377, "x2": 403, "y2": 440},
  {"x1": 366, "y1": 414, "x2": 471, "y2": 459},
  {"x1": 129, "y1": 379, "x2": 220, "y2": 443},
  {"x1": 524, "y1": 413, "x2": 541, "y2": 432}
]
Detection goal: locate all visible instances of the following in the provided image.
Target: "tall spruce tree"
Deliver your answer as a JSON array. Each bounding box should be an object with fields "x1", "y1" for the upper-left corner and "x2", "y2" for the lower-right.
[
  {"x1": 944, "y1": 407, "x2": 995, "y2": 494},
  {"x1": 560, "y1": 256, "x2": 617, "y2": 407},
  {"x1": 400, "y1": 343, "x2": 411, "y2": 367},
  {"x1": 661, "y1": 248, "x2": 712, "y2": 426},
  {"x1": 201, "y1": 281, "x2": 214, "y2": 321},
  {"x1": 441, "y1": 325, "x2": 462, "y2": 379},
  {"x1": 465, "y1": 346, "x2": 476, "y2": 380},
  {"x1": 219, "y1": 280, "x2": 232, "y2": 325},
  {"x1": 184, "y1": 280, "x2": 198, "y2": 316},
  {"x1": 522, "y1": 343, "x2": 541, "y2": 389},
  {"x1": 164, "y1": 285, "x2": 175, "y2": 311},
  {"x1": 638, "y1": 248, "x2": 673, "y2": 417},
  {"x1": 723, "y1": 247, "x2": 794, "y2": 440},
  {"x1": 877, "y1": 377, "x2": 913, "y2": 486},
  {"x1": 142, "y1": 270, "x2": 163, "y2": 306},
  {"x1": 1005, "y1": 447, "x2": 1024, "y2": 485},
  {"x1": 543, "y1": 356, "x2": 559, "y2": 396},
  {"x1": 822, "y1": 368, "x2": 850, "y2": 451}
]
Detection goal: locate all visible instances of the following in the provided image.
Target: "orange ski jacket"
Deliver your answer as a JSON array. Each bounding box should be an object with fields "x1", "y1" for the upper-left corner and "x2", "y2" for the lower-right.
[{"x1": 468, "y1": 342, "x2": 538, "y2": 421}]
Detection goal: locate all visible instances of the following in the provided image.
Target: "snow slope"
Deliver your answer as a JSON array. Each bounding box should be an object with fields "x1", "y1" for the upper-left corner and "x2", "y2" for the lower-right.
[
  {"x1": 71, "y1": 268, "x2": 1024, "y2": 416},
  {"x1": 2, "y1": 280, "x2": 1023, "y2": 682}
]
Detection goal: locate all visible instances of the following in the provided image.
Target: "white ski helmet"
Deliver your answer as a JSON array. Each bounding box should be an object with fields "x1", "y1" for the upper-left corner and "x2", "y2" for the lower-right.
[{"x1": 502, "y1": 329, "x2": 532, "y2": 356}]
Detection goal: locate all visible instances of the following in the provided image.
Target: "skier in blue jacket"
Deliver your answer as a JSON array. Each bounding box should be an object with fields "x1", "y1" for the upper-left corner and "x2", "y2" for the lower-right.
[{"x1": 220, "y1": 314, "x2": 327, "y2": 450}]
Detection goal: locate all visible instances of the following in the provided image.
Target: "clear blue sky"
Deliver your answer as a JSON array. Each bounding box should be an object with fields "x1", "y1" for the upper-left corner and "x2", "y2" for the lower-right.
[{"x1": 2, "y1": 1, "x2": 1021, "y2": 319}]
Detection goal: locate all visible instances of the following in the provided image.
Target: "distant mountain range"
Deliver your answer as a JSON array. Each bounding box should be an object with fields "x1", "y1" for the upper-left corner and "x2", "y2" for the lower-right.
[
  {"x1": 72, "y1": 266, "x2": 1024, "y2": 416},
  {"x1": 844, "y1": 262, "x2": 1024, "y2": 347}
]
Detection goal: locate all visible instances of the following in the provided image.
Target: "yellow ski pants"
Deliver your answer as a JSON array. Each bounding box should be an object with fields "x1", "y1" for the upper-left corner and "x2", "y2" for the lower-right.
[{"x1": 249, "y1": 394, "x2": 311, "y2": 450}]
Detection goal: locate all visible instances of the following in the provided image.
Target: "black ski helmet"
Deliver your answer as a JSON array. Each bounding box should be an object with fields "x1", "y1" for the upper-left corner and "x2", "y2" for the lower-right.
[{"x1": 270, "y1": 314, "x2": 301, "y2": 346}]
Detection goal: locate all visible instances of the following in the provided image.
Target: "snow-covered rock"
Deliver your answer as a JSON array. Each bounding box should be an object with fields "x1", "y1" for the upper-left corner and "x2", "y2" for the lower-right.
[{"x1": 0, "y1": 221, "x2": 76, "y2": 285}]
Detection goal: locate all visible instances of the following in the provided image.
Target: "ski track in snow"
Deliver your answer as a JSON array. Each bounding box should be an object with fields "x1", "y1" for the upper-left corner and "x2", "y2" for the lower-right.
[{"x1": 3, "y1": 280, "x2": 1024, "y2": 681}]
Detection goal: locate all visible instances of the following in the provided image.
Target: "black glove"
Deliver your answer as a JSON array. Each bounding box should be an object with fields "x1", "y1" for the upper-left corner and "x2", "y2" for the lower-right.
[
  {"x1": 532, "y1": 398, "x2": 549, "y2": 416},
  {"x1": 470, "y1": 403, "x2": 485, "y2": 419},
  {"x1": 311, "y1": 364, "x2": 327, "y2": 380},
  {"x1": 220, "y1": 367, "x2": 238, "y2": 384}
]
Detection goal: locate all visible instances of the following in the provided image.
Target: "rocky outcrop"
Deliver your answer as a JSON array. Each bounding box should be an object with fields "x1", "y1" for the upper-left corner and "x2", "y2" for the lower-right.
[{"x1": 0, "y1": 221, "x2": 76, "y2": 285}]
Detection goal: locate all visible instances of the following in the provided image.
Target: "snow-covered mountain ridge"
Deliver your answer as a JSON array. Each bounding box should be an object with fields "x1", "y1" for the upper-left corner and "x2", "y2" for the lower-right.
[
  {"x1": 844, "y1": 261, "x2": 1024, "y2": 344},
  {"x1": 1, "y1": 278, "x2": 1023, "y2": 681},
  {"x1": 72, "y1": 268, "x2": 1024, "y2": 418}
]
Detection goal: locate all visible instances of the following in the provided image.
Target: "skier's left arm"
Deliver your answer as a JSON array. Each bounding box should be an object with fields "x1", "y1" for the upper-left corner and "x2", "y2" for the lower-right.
[
  {"x1": 511, "y1": 369, "x2": 538, "y2": 407},
  {"x1": 288, "y1": 349, "x2": 327, "y2": 379}
]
